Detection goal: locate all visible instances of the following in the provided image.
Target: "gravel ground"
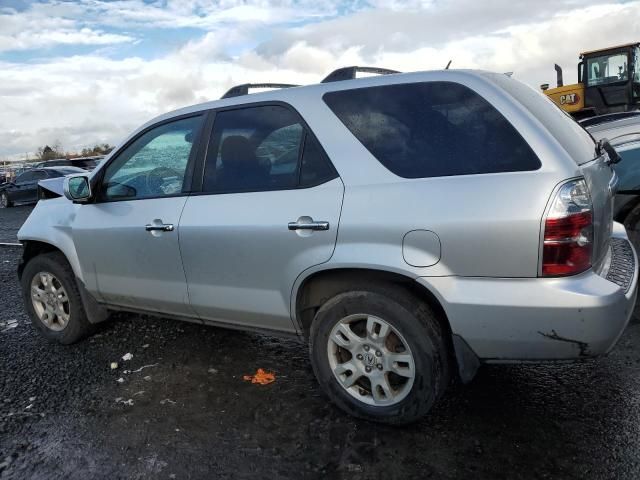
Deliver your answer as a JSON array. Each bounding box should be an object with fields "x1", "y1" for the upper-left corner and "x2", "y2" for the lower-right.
[
  {"x1": 2, "y1": 206, "x2": 640, "y2": 479},
  {"x1": 0, "y1": 206, "x2": 29, "y2": 243}
]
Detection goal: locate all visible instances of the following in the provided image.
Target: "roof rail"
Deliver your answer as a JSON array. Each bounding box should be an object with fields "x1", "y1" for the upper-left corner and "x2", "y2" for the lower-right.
[
  {"x1": 221, "y1": 83, "x2": 300, "y2": 99},
  {"x1": 321, "y1": 66, "x2": 400, "y2": 83}
]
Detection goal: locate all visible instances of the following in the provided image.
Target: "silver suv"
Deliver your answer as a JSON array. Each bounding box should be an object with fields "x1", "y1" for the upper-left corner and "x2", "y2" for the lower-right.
[{"x1": 17, "y1": 68, "x2": 638, "y2": 424}]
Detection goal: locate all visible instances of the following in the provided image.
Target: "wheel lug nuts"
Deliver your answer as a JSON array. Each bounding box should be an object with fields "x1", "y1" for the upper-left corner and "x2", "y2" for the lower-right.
[
  {"x1": 375, "y1": 350, "x2": 382, "y2": 357},
  {"x1": 365, "y1": 366, "x2": 372, "y2": 373},
  {"x1": 364, "y1": 345, "x2": 370, "y2": 351},
  {"x1": 356, "y1": 354, "x2": 363, "y2": 360},
  {"x1": 377, "y1": 364, "x2": 383, "y2": 370}
]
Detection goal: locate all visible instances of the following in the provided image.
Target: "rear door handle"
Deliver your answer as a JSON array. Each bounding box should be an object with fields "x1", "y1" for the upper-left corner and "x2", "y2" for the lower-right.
[
  {"x1": 288, "y1": 221, "x2": 330, "y2": 231},
  {"x1": 145, "y1": 224, "x2": 174, "y2": 232}
]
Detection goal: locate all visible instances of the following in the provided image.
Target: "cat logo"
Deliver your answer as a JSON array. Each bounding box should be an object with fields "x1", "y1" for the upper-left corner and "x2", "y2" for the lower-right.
[{"x1": 560, "y1": 93, "x2": 580, "y2": 105}]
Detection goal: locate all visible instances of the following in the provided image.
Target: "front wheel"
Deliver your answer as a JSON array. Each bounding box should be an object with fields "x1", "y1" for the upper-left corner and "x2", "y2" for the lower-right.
[
  {"x1": 0, "y1": 192, "x2": 11, "y2": 208},
  {"x1": 21, "y1": 252, "x2": 95, "y2": 344},
  {"x1": 309, "y1": 287, "x2": 450, "y2": 424}
]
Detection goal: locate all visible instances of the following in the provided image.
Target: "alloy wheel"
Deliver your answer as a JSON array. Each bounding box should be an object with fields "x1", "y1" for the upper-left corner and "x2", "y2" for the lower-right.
[
  {"x1": 30, "y1": 272, "x2": 70, "y2": 331},
  {"x1": 327, "y1": 314, "x2": 415, "y2": 406}
]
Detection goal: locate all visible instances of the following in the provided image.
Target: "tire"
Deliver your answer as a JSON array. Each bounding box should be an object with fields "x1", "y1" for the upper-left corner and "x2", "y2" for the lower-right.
[
  {"x1": 21, "y1": 251, "x2": 95, "y2": 344},
  {"x1": 0, "y1": 192, "x2": 11, "y2": 208},
  {"x1": 309, "y1": 286, "x2": 450, "y2": 425}
]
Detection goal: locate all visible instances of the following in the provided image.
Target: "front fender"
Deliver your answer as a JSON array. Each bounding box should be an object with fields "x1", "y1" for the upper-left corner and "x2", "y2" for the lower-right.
[{"x1": 17, "y1": 198, "x2": 84, "y2": 282}]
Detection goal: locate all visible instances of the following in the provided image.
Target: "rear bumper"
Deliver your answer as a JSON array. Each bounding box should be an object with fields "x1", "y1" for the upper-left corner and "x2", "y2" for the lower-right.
[{"x1": 419, "y1": 222, "x2": 638, "y2": 361}]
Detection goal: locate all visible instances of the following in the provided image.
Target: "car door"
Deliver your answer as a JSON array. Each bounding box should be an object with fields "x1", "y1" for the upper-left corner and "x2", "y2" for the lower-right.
[
  {"x1": 6, "y1": 171, "x2": 29, "y2": 203},
  {"x1": 179, "y1": 104, "x2": 344, "y2": 333},
  {"x1": 11, "y1": 171, "x2": 39, "y2": 203},
  {"x1": 27, "y1": 170, "x2": 48, "y2": 203},
  {"x1": 72, "y1": 113, "x2": 206, "y2": 317}
]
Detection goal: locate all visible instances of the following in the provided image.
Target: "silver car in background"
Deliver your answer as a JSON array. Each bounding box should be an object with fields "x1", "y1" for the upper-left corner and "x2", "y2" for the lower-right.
[
  {"x1": 584, "y1": 113, "x2": 640, "y2": 244},
  {"x1": 17, "y1": 68, "x2": 638, "y2": 424}
]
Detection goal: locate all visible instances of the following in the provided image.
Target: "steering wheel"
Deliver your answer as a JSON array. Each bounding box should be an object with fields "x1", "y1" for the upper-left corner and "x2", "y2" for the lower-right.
[{"x1": 144, "y1": 167, "x2": 182, "y2": 195}]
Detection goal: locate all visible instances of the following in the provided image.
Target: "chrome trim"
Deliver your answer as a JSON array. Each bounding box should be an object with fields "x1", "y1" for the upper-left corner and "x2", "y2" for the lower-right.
[
  {"x1": 145, "y1": 224, "x2": 175, "y2": 232},
  {"x1": 287, "y1": 221, "x2": 330, "y2": 231}
]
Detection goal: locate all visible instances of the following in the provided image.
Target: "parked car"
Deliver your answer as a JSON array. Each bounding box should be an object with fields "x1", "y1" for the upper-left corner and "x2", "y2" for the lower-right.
[
  {"x1": 35, "y1": 156, "x2": 103, "y2": 171},
  {"x1": 17, "y1": 68, "x2": 638, "y2": 424},
  {"x1": 0, "y1": 166, "x2": 86, "y2": 208},
  {"x1": 584, "y1": 114, "x2": 640, "y2": 243}
]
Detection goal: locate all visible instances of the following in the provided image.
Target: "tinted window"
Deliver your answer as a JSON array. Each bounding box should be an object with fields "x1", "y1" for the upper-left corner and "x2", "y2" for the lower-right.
[
  {"x1": 614, "y1": 143, "x2": 640, "y2": 192},
  {"x1": 300, "y1": 134, "x2": 336, "y2": 187},
  {"x1": 101, "y1": 115, "x2": 203, "y2": 200},
  {"x1": 16, "y1": 171, "x2": 35, "y2": 183},
  {"x1": 203, "y1": 105, "x2": 336, "y2": 193},
  {"x1": 324, "y1": 81, "x2": 541, "y2": 178}
]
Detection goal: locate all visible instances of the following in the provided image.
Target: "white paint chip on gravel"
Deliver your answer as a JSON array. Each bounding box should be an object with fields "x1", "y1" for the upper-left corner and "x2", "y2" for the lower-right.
[{"x1": 1, "y1": 319, "x2": 18, "y2": 333}]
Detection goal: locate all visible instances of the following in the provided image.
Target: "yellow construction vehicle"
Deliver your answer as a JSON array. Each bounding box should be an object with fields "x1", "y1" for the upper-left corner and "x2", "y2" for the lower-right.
[{"x1": 542, "y1": 42, "x2": 640, "y2": 119}]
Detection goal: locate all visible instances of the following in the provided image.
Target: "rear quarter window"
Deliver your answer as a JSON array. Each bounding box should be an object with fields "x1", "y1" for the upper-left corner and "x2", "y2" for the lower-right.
[{"x1": 323, "y1": 81, "x2": 541, "y2": 178}]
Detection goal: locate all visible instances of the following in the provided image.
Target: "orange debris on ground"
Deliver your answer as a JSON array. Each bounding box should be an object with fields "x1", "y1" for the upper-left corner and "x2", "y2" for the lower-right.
[{"x1": 243, "y1": 368, "x2": 276, "y2": 385}]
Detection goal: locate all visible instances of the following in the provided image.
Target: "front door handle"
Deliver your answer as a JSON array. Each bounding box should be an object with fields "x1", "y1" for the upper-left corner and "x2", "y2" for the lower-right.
[
  {"x1": 145, "y1": 224, "x2": 174, "y2": 232},
  {"x1": 288, "y1": 220, "x2": 330, "y2": 231}
]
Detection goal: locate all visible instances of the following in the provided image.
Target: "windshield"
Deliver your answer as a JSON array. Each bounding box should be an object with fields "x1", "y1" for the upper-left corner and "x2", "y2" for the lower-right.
[{"x1": 586, "y1": 52, "x2": 629, "y2": 87}]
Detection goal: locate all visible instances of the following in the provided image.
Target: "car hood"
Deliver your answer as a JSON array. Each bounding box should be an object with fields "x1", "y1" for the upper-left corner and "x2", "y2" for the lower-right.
[{"x1": 38, "y1": 177, "x2": 66, "y2": 198}]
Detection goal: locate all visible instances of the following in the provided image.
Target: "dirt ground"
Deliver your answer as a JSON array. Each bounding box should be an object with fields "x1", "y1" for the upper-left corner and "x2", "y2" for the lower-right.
[{"x1": 2, "y1": 205, "x2": 640, "y2": 479}]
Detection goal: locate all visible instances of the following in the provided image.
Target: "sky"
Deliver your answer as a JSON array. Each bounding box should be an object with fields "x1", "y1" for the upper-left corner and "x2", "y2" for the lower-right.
[{"x1": 0, "y1": 0, "x2": 638, "y2": 160}]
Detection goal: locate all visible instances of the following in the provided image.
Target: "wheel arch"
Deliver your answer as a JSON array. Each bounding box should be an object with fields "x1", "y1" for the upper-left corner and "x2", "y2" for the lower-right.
[
  {"x1": 18, "y1": 239, "x2": 83, "y2": 282},
  {"x1": 292, "y1": 267, "x2": 479, "y2": 383},
  {"x1": 18, "y1": 239, "x2": 109, "y2": 325}
]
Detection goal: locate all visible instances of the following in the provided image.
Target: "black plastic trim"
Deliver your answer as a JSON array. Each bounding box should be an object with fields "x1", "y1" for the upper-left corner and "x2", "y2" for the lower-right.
[
  {"x1": 321, "y1": 66, "x2": 400, "y2": 83},
  {"x1": 221, "y1": 83, "x2": 300, "y2": 99}
]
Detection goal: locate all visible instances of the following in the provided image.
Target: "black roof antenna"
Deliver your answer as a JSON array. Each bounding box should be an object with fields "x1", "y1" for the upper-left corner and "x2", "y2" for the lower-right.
[{"x1": 445, "y1": 60, "x2": 452, "y2": 70}]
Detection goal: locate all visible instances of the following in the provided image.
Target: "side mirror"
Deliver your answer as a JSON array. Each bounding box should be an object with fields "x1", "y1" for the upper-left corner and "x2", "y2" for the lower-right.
[
  {"x1": 64, "y1": 174, "x2": 92, "y2": 203},
  {"x1": 597, "y1": 138, "x2": 622, "y2": 165}
]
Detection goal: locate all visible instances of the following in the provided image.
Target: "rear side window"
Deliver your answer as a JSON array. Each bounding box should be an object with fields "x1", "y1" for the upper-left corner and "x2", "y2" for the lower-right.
[
  {"x1": 323, "y1": 81, "x2": 541, "y2": 178},
  {"x1": 203, "y1": 105, "x2": 337, "y2": 193},
  {"x1": 16, "y1": 171, "x2": 35, "y2": 182}
]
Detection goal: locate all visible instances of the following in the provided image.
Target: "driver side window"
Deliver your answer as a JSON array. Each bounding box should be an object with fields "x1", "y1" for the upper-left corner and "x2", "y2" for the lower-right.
[{"x1": 101, "y1": 115, "x2": 204, "y2": 201}]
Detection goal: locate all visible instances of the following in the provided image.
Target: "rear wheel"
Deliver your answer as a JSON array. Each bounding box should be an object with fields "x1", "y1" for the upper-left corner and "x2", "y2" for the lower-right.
[
  {"x1": 21, "y1": 252, "x2": 95, "y2": 344},
  {"x1": 0, "y1": 192, "x2": 11, "y2": 208},
  {"x1": 309, "y1": 287, "x2": 450, "y2": 424}
]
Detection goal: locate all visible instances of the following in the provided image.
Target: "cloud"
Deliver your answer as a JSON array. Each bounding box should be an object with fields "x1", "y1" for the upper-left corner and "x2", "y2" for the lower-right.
[
  {"x1": 0, "y1": 2, "x2": 135, "y2": 52},
  {"x1": 248, "y1": 1, "x2": 640, "y2": 87},
  {"x1": 0, "y1": 0, "x2": 638, "y2": 159},
  {"x1": 0, "y1": 28, "x2": 134, "y2": 52}
]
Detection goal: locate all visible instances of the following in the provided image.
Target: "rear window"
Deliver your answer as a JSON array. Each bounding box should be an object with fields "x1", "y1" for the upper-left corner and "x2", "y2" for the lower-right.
[{"x1": 323, "y1": 81, "x2": 541, "y2": 178}]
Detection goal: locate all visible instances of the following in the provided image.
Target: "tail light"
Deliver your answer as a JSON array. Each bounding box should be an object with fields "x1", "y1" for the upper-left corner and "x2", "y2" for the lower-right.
[{"x1": 542, "y1": 178, "x2": 593, "y2": 277}]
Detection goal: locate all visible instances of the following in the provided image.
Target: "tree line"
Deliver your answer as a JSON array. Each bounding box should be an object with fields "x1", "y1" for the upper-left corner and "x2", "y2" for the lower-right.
[{"x1": 34, "y1": 141, "x2": 114, "y2": 161}]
